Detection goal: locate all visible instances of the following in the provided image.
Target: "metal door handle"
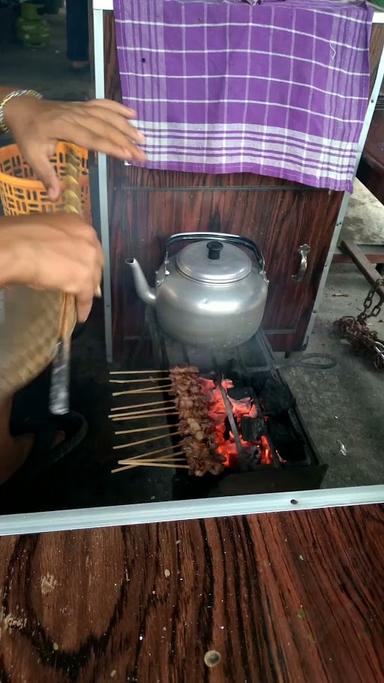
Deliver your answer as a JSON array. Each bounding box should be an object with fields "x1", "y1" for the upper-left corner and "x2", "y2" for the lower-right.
[{"x1": 292, "y1": 244, "x2": 310, "y2": 282}]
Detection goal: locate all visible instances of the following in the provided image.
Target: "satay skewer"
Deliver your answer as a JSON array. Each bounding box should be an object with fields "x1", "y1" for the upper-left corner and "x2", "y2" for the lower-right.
[
  {"x1": 113, "y1": 387, "x2": 173, "y2": 397},
  {"x1": 117, "y1": 457, "x2": 186, "y2": 467},
  {"x1": 110, "y1": 399, "x2": 175, "y2": 412},
  {"x1": 110, "y1": 369, "x2": 170, "y2": 375},
  {"x1": 118, "y1": 443, "x2": 183, "y2": 464},
  {"x1": 109, "y1": 405, "x2": 178, "y2": 418},
  {"x1": 121, "y1": 457, "x2": 187, "y2": 468},
  {"x1": 109, "y1": 377, "x2": 170, "y2": 385},
  {"x1": 113, "y1": 430, "x2": 180, "y2": 450},
  {"x1": 126, "y1": 450, "x2": 185, "y2": 462},
  {"x1": 110, "y1": 407, "x2": 178, "y2": 419},
  {"x1": 112, "y1": 462, "x2": 188, "y2": 473},
  {"x1": 111, "y1": 411, "x2": 179, "y2": 422},
  {"x1": 110, "y1": 368, "x2": 198, "y2": 375},
  {"x1": 115, "y1": 424, "x2": 170, "y2": 436},
  {"x1": 115, "y1": 459, "x2": 187, "y2": 468}
]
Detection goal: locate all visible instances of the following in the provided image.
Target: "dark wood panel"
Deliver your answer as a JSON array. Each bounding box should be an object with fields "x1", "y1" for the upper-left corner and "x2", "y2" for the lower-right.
[
  {"x1": 369, "y1": 25, "x2": 384, "y2": 86},
  {"x1": 115, "y1": 163, "x2": 309, "y2": 192},
  {"x1": 358, "y1": 158, "x2": 384, "y2": 205},
  {"x1": 0, "y1": 505, "x2": 383, "y2": 681},
  {"x1": 358, "y1": 109, "x2": 384, "y2": 204},
  {"x1": 356, "y1": 23, "x2": 384, "y2": 203}
]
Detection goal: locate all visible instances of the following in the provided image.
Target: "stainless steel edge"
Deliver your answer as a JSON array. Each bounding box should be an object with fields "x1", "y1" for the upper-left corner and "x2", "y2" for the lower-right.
[
  {"x1": 0, "y1": 486, "x2": 383, "y2": 536},
  {"x1": 304, "y1": 36, "x2": 384, "y2": 345},
  {"x1": 92, "y1": 1, "x2": 384, "y2": 22},
  {"x1": 94, "y1": 8, "x2": 113, "y2": 362}
]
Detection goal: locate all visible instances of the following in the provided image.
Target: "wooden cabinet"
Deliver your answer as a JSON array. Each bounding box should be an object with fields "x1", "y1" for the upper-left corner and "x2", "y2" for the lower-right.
[
  {"x1": 102, "y1": 13, "x2": 381, "y2": 360},
  {"x1": 107, "y1": 162, "x2": 342, "y2": 355}
]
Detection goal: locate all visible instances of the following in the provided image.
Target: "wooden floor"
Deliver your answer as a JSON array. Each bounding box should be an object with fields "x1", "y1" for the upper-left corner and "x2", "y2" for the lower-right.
[{"x1": 0, "y1": 505, "x2": 382, "y2": 682}]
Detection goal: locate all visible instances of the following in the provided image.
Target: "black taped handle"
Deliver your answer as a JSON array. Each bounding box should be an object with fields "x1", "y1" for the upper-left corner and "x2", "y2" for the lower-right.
[
  {"x1": 165, "y1": 232, "x2": 265, "y2": 272},
  {"x1": 207, "y1": 241, "x2": 223, "y2": 260}
]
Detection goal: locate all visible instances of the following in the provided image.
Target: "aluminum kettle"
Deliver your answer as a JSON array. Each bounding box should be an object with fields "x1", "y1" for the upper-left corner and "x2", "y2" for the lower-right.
[{"x1": 127, "y1": 232, "x2": 269, "y2": 348}]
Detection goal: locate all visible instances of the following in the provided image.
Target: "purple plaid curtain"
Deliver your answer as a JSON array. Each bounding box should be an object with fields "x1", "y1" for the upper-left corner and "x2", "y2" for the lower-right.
[{"x1": 113, "y1": 0, "x2": 373, "y2": 191}]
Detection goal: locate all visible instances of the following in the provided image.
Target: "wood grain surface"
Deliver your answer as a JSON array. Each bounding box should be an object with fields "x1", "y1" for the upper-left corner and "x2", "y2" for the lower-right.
[
  {"x1": 0, "y1": 505, "x2": 383, "y2": 682},
  {"x1": 358, "y1": 108, "x2": 384, "y2": 204},
  {"x1": 356, "y1": 24, "x2": 384, "y2": 203}
]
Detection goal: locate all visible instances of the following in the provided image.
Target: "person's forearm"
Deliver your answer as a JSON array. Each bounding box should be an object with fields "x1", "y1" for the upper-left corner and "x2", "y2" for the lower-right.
[
  {"x1": 0, "y1": 87, "x2": 43, "y2": 137},
  {"x1": 0, "y1": 88, "x2": 16, "y2": 99},
  {"x1": 0, "y1": 87, "x2": 16, "y2": 136}
]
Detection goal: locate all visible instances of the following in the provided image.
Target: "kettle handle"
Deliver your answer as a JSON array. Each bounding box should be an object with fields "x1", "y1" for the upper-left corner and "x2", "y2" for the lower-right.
[{"x1": 165, "y1": 232, "x2": 265, "y2": 272}]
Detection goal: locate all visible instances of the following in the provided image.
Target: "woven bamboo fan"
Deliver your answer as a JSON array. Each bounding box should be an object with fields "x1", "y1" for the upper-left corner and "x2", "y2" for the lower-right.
[{"x1": 0, "y1": 146, "x2": 80, "y2": 400}]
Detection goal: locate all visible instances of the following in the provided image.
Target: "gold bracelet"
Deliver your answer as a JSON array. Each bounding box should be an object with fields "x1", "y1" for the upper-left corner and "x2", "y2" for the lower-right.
[{"x1": 0, "y1": 89, "x2": 42, "y2": 134}]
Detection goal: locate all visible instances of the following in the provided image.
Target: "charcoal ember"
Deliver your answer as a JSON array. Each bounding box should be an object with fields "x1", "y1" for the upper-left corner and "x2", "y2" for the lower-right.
[
  {"x1": 259, "y1": 378, "x2": 295, "y2": 416},
  {"x1": 237, "y1": 447, "x2": 261, "y2": 471},
  {"x1": 241, "y1": 416, "x2": 265, "y2": 441},
  {"x1": 227, "y1": 386, "x2": 254, "y2": 401}
]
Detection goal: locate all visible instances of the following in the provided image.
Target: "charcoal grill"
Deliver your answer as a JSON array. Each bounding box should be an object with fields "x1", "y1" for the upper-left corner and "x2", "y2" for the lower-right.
[
  {"x1": 110, "y1": 308, "x2": 327, "y2": 496},
  {"x1": 3, "y1": 308, "x2": 383, "y2": 538}
]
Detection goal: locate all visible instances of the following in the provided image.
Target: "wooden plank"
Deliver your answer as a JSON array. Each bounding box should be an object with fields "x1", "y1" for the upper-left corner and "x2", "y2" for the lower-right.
[
  {"x1": 333, "y1": 244, "x2": 384, "y2": 264},
  {"x1": 0, "y1": 506, "x2": 383, "y2": 681},
  {"x1": 341, "y1": 240, "x2": 384, "y2": 296}
]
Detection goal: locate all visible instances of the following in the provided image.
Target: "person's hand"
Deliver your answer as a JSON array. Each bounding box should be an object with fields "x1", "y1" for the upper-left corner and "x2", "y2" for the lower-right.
[
  {"x1": 0, "y1": 213, "x2": 103, "y2": 322},
  {"x1": 4, "y1": 97, "x2": 146, "y2": 200}
]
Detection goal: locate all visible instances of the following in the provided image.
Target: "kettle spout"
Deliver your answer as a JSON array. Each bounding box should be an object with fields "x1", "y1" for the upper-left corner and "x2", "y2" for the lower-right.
[{"x1": 126, "y1": 258, "x2": 156, "y2": 305}]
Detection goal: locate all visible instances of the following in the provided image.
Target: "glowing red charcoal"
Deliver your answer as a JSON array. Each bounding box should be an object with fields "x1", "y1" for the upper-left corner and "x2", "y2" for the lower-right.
[
  {"x1": 195, "y1": 375, "x2": 273, "y2": 469},
  {"x1": 260, "y1": 435, "x2": 273, "y2": 465}
]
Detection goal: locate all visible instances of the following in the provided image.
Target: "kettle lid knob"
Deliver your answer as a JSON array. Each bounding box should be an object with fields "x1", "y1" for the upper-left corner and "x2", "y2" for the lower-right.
[{"x1": 207, "y1": 241, "x2": 223, "y2": 260}]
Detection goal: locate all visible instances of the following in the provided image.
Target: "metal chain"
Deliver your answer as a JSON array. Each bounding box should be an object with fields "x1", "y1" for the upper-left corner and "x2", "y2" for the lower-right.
[{"x1": 334, "y1": 278, "x2": 384, "y2": 370}]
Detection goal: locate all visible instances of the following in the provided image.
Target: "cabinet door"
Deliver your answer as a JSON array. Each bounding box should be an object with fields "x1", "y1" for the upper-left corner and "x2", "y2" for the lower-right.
[{"x1": 260, "y1": 189, "x2": 342, "y2": 350}]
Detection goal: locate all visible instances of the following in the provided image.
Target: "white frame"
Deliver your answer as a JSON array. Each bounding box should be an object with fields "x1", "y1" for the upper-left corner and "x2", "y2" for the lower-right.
[
  {"x1": 17, "y1": 1, "x2": 376, "y2": 538},
  {"x1": 0, "y1": 486, "x2": 383, "y2": 536}
]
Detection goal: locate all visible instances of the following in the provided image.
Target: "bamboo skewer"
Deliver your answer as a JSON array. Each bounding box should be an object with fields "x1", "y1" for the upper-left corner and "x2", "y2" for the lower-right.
[
  {"x1": 127, "y1": 450, "x2": 185, "y2": 462},
  {"x1": 110, "y1": 369, "x2": 169, "y2": 375},
  {"x1": 115, "y1": 424, "x2": 170, "y2": 436},
  {"x1": 109, "y1": 405, "x2": 178, "y2": 418},
  {"x1": 113, "y1": 388, "x2": 174, "y2": 397},
  {"x1": 111, "y1": 411, "x2": 179, "y2": 422},
  {"x1": 118, "y1": 458, "x2": 186, "y2": 467},
  {"x1": 115, "y1": 460, "x2": 187, "y2": 469},
  {"x1": 110, "y1": 399, "x2": 175, "y2": 412},
  {"x1": 113, "y1": 430, "x2": 180, "y2": 450},
  {"x1": 109, "y1": 377, "x2": 170, "y2": 384},
  {"x1": 118, "y1": 443, "x2": 183, "y2": 464},
  {"x1": 125, "y1": 458, "x2": 186, "y2": 466},
  {"x1": 112, "y1": 461, "x2": 188, "y2": 473},
  {"x1": 110, "y1": 409, "x2": 178, "y2": 420}
]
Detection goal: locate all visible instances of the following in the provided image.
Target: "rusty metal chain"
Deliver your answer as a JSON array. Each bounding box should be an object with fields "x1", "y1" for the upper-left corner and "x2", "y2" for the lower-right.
[{"x1": 334, "y1": 278, "x2": 384, "y2": 370}]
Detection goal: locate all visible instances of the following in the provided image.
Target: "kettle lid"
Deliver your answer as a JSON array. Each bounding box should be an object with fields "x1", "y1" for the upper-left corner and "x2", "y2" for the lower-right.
[{"x1": 176, "y1": 240, "x2": 252, "y2": 284}]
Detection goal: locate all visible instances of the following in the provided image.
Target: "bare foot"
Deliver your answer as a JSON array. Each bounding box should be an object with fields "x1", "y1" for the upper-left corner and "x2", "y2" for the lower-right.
[{"x1": 70, "y1": 60, "x2": 90, "y2": 71}]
